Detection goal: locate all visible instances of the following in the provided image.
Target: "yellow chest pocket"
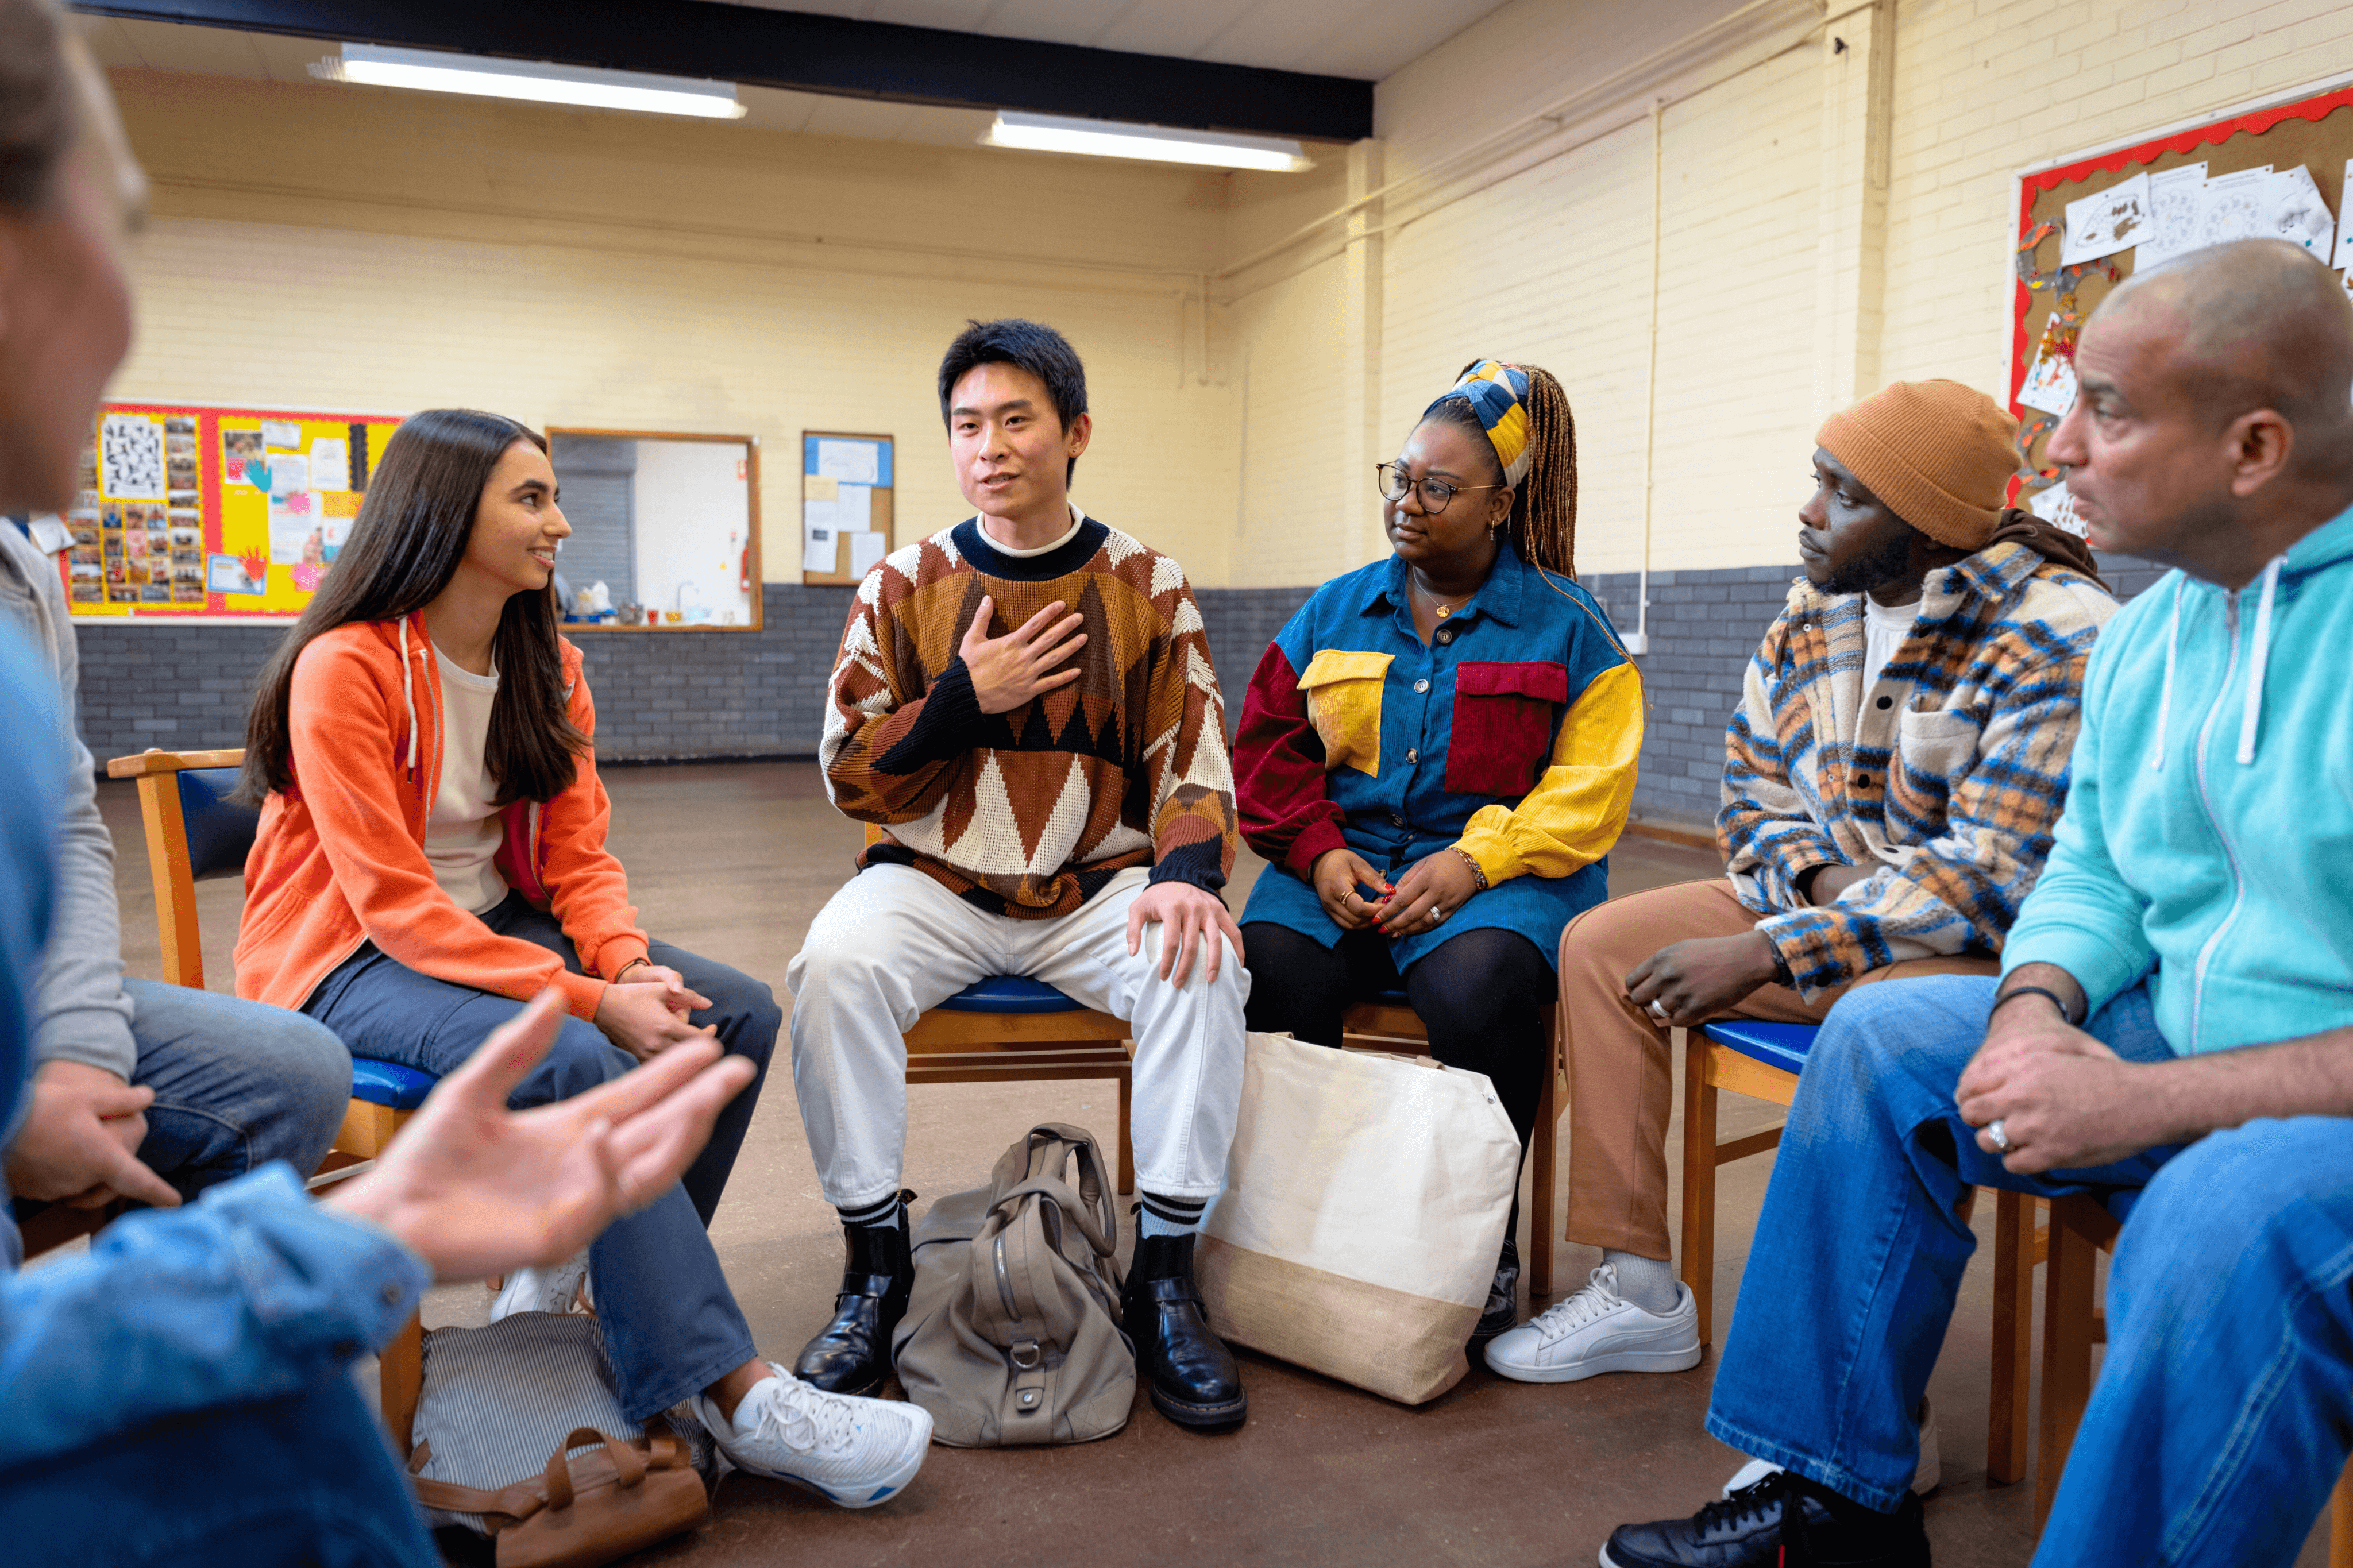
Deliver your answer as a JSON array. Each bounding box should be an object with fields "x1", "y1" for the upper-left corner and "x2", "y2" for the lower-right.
[{"x1": 1298, "y1": 649, "x2": 1394, "y2": 777}]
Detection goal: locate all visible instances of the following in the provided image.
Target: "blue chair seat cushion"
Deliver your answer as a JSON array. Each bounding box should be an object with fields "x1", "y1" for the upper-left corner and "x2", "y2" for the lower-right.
[
  {"x1": 350, "y1": 1056, "x2": 438, "y2": 1110},
  {"x1": 1700, "y1": 1019, "x2": 1818, "y2": 1077},
  {"x1": 936, "y1": 975, "x2": 1088, "y2": 1013}
]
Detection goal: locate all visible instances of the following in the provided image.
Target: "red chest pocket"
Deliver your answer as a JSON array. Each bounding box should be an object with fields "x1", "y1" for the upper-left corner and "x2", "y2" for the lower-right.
[{"x1": 1447, "y1": 661, "x2": 1569, "y2": 797}]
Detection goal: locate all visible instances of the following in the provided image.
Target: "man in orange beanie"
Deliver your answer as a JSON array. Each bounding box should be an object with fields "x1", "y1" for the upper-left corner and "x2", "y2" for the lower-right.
[{"x1": 1483, "y1": 379, "x2": 2116, "y2": 1393}]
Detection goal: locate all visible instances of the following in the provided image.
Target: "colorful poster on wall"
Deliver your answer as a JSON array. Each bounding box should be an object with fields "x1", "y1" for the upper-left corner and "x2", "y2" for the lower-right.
[{"x1": 70, "y1": 400, "x2": 404, "y2": 618}]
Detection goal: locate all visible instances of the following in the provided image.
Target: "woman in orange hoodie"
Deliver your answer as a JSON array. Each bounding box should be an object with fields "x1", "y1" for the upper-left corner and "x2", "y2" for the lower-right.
[{"x1": 234, "y1": 408, "x2": 933, "y2": 1499}]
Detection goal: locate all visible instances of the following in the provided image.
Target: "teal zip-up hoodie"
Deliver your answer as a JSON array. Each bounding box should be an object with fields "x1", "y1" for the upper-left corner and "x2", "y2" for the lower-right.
[{"x1": 2003, "y1": 504, "x2": 2353, "y2": 1055}]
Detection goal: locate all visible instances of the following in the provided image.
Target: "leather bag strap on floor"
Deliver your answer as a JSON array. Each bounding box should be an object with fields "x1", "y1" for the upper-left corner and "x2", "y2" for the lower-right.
[{"x1": 408, "y1": 1423, "x2": 704, "y2": 1568}]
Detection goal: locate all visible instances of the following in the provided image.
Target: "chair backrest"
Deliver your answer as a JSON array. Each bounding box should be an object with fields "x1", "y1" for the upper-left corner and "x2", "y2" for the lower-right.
[
  {"x1": 178, "y1": 766, "x2": 260, "y2": 880},
  {"x1": 103, "y1": 747, "x2": 251, "y2": 990}
]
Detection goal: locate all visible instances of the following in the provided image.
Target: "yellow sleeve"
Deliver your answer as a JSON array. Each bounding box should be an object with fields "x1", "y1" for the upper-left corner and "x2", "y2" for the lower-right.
[{"x1": 1453, "y1": 660, "x2": 1644, "y2": 884}]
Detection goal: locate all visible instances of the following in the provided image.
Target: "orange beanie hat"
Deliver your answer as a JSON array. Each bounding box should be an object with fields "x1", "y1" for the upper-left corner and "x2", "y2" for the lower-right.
[{"x1": 1815, "y1": 380, "x2": 2020, "y2": 551}]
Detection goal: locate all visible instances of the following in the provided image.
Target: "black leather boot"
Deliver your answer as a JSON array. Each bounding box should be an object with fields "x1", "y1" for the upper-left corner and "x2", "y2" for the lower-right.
[
  {"x1": 792, "y1": 1191, "x2": 914, "y2": 1397},
  {"x1": 1471, "y1": 1235, "x2": 1521, "y2": 1349},
  {"x1": 1123, "y1": 1232, "x2": 1248, "y2": 1430}
]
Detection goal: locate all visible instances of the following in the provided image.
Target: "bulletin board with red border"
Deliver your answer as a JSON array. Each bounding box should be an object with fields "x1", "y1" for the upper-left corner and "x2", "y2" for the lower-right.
[
  {"x1": 65, "y1": 400, "x2": 406, "y2": 619},
  {"x1": 2007, "y1": 78, "x2": 2353, "y2": 509}
]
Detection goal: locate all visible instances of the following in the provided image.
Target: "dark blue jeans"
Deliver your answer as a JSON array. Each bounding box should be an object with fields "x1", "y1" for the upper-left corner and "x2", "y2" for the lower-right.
[
  {"x1": 5, "y1": 983, "x2": 350, "y2": 1268},
  {"x1": 304, "y1": 894, "x2": 781, "y2": 1421},
  {"x1": 1705, "y1": 975, "x2": 2353, "y2": 1565}
]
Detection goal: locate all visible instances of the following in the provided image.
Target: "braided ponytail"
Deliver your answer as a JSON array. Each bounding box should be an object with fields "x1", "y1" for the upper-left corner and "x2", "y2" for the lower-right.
[{"x1": 1503, "y1": 365, "x2": 1577, "y2": 579}]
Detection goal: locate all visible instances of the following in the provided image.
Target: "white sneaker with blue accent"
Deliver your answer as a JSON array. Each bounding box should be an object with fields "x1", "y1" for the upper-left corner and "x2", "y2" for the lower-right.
[
  {"x1": 692, "y1": 1363, "x2": 931, "y2": 1509},
  {"x1": 1482, "y1": 1262, "x2": 1703, "y2": 1383}
]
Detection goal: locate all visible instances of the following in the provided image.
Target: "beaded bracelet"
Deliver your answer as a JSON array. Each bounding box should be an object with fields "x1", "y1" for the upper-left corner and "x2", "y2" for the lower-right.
[{"x1": 1451, "y1": 847, "x2": 1490, "y2": 891}]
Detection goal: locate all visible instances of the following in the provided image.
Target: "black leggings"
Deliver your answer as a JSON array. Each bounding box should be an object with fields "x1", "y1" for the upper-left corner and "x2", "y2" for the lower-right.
[{"x1": 1241, "y1": 921, "x2": 1558, "y2": 1151}]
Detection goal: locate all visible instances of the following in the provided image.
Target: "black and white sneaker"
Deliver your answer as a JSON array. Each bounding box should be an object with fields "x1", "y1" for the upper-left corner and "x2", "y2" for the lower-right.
[{"x1": 1601, "y1": 1470, "x2": 1930, "y2": 1567}]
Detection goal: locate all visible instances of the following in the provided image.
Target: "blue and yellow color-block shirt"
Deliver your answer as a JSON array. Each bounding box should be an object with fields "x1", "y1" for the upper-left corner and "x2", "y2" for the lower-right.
[{"x1": 1233, "y1": 540, "x2": 1644, "y2": 970}]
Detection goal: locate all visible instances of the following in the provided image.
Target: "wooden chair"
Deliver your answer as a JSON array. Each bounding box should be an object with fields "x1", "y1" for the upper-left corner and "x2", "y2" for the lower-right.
[
  {"x1": 2035, "y1": 1194, "x2": 2353, "y2": 1561},
  {"x1": 1679, "y1": 1019, "x2": 2042, "y2": 1484},
  {"x1": 1339, "y1": 991, "x2": 1560, "y2": 1299},
  {"x1": 105, "y1": 746, "x2": 438, "y2": 1453},
  {"x1": 865, "y1": 825, "x2": 1134, "y2": 1192}
]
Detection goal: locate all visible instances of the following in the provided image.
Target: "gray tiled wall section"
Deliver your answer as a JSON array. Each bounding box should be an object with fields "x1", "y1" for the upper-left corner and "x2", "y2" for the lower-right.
[{"x1": 69, "y1": 560, "x2": 2165, "y2": 796}]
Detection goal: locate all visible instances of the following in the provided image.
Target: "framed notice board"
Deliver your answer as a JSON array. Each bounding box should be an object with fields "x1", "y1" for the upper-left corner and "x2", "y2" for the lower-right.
[
  {"x1": 800, "y1": 432, "x2": 895, "y2": 586},
  {"x1": 68, "y1": 400, "x2": 404, "y2": 619},
  {"x1": 2007, "y1": 75, "x2": 2353, "y2": 517}
]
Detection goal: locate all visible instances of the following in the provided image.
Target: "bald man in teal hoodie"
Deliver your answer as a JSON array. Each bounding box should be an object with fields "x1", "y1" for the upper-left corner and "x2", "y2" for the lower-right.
[{"x1": 1602, "y1": 238, "x2": 2353, "y2": 1568}]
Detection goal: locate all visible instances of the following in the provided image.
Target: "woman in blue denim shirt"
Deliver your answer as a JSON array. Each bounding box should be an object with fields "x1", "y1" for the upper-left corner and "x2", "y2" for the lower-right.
[{"x1": 1233, "y1": 361, "x2": 1644, "y2": 1345}]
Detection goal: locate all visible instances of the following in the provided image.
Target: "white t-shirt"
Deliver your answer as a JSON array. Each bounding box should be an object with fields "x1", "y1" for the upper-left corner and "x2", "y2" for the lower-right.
[
  {"x1": 424, "y1": 643, "x2": 508, "y2": 915},
  {"x1": 1858, "y1": 594, "x2": 1917, "y2": 726}
]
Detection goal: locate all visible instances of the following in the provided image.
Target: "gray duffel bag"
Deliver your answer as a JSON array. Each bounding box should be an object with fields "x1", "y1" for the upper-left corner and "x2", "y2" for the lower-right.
[{"x1": 890, "y1": 1122, "x2": 1136, "y2": 1446}]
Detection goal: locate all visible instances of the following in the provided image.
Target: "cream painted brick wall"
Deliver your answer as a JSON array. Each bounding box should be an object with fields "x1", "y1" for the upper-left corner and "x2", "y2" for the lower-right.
[
  {"x1": 1363, "y1": 25, "x2": 1824, "y2": 576},
  {"x1": 105, "y1": 72, "x2": 1238, "y2": 584},
  {"x1": 1225, "y1": 257, "x2": 1349, "y2": 588},
  {"x1": 1878, "y1": 0, "x2": 2353, "y2": 393},
  {"x1": 1379, "y1": 123, "x2": 1657, "y2": 577}
]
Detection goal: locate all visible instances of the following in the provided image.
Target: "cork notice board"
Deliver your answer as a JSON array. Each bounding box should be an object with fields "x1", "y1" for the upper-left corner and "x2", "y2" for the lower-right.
[
  {"x1": 800, "y1": 432, "x2": 896, "y2": 585},
  {"x1": 2009, "y1": 79, "x2": 2353, "y2": 503}
]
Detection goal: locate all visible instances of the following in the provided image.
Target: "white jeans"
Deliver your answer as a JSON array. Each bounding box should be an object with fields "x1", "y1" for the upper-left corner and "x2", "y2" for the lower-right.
[{"x1": 785, "y1": 864, "x2": 1249, "y2": 1208}]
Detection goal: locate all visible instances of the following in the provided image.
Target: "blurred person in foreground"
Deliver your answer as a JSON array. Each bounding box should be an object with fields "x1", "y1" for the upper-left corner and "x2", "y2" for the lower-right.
[
  {"x1": 1600, "y1": 240, "x2": 2353, "y2": 1568},
  {"x1": 0, "y1": 4, "x2": 760, "y2": 1560}
]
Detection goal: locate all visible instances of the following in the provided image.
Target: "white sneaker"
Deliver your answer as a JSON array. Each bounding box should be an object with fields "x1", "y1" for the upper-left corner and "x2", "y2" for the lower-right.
[
  {"x1": 488, "y1": 1249, "x2": 590, "y2": 1321},
  {"x1": 1483, "y1": 1263, "x2": 1703, "y2": 1383},
  {"x1": 692, "y1": 1363, "x2": 932, "y2": 1509},
  {"x1": 1720, "y1": 1396, "x2": 1941, "y2": 1499}
]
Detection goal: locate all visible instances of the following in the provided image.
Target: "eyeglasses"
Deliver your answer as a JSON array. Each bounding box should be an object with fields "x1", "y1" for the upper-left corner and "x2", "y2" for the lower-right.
[{"x1": 1376, "y1": 463, "x2": 1502, "y2": 514}]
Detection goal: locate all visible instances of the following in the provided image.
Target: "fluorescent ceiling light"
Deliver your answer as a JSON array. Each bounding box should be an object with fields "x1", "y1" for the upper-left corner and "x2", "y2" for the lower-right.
[
  {"x1": 310, "y1": 44, "x2": 746, "y2": 119},
  {"x1": 982, "y1": 111, "x2": 1307, "y2": 172}
]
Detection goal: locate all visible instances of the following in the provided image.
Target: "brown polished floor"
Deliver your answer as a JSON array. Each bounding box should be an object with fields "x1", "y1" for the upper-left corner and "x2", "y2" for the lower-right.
[{"x1": 94, "y1": 762, "x2": 2323, "y2": 1567}]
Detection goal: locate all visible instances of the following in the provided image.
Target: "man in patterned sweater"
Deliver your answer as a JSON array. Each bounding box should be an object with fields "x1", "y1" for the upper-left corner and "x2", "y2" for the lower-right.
[
  {"x1": 785, "y1": 319, "x2": 1251, "y2": 1428},
  {"x1": 1509, "y1": 380, "x2": 2116, "y2": 1391}
]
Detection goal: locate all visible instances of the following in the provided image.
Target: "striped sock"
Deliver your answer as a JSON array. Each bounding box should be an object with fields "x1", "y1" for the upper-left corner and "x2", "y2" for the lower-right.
[
  {"x1": 1137, "y1": 1192, "x2": 1208, "y2": 1240},
  {"x1": 838, "y1": 1192, "x2": 904, "y2": 1232}
]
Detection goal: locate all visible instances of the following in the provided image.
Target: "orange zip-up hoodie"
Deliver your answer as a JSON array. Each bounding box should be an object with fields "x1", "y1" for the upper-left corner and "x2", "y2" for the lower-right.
[{"x1": 235, "y1": 611, "x2": 650, "y2": 1021}]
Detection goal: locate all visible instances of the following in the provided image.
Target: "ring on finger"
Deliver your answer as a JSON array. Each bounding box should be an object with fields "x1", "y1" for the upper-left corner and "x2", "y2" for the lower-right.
[
  {"x1": 1986, "y1": 1118, "x2": 2011, "y2": 1153},
  {"x1": 1646, "y1": 999, "x2": 1672, "y2": 1025}
]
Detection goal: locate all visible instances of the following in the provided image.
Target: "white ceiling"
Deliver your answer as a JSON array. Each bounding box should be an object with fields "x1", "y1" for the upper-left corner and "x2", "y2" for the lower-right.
[
  {"x1": 707, "y1": 0, "x2": 1515, "y2": 81},
  {"x1": 79, "y1": 0, "x2": 1518, "y2": 113},
  {"x1": 79, "y1": 17, "x2": 1012, "y2": 148},
  {"x1": 82, "y1": 2, "x2": 1513, "y2": 152}
]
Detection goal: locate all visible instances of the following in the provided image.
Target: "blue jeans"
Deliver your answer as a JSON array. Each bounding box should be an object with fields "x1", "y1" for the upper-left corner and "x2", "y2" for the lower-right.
[
  {"x1": 1706, "y1": 975, "x2": 2353, "y2": 1566},
  {"x1": 5, "y1": 982, "x2": 350, "y2": 1268},
  {"x1": 303, "y1": 894, "x2": 781, "y2": 1422},
  {"x1": 0, "y1": 1373, "x2": 435, "y2": 1567}
]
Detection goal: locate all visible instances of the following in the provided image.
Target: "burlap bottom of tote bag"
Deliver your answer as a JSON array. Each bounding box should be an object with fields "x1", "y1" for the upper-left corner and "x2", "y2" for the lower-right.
[{"x1": 1197, "y1": 1031, "x2": 1519, "y2": 1405}]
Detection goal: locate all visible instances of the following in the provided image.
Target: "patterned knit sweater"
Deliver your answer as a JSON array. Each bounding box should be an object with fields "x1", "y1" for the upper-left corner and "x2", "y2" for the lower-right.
[{"x1": 821, "y1": 511, "x2": 1237, "y2": 918}]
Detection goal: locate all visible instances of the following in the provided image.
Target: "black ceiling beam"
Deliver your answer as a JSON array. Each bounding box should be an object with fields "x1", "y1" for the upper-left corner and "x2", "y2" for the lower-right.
[{"x1": 74, "y1": 1, "x2": 1374, "y2": 142}]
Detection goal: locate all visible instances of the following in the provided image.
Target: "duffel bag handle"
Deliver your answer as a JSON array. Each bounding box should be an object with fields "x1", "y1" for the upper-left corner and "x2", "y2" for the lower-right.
[
  {"x1": 1008, "y1": 1125, "x2": 1121, "y2": 1255},
  {"x1": 542, "y1": 1427, "x2": 646, "y2": 1511}
]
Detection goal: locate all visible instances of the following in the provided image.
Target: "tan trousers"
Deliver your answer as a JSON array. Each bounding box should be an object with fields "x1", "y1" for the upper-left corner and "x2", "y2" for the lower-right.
[{"x1": 1556, "y1": 878, "x2": 1995, "y2": 1260}]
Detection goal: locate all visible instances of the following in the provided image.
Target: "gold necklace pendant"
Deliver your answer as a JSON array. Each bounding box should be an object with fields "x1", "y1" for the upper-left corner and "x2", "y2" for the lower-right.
[{"x1": 1434, "y1": 604, "x2": 1451, "y2": 619}]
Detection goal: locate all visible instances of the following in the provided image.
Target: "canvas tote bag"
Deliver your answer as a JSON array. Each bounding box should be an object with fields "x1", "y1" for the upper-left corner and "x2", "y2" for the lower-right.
[{"x1": 1195, "y1": 1030, "x2": 1521, "y2": 1405}]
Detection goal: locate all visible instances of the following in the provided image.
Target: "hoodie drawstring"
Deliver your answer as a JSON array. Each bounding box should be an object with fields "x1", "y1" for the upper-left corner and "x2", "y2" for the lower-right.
[
  {"x1": 398, "y1": 613, "x2": 421, "y2": 777},
  {"x1": 2235, "y1": 555, "x2": 2283, "y2": 766},
  {"x1": 2147, "y1": 582, "x2": 2181, "y2": 773}
]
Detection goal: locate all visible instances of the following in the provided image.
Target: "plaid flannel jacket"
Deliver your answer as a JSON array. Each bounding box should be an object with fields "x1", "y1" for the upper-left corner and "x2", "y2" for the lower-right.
[{"x1": 1719, "y1": 540, "x2": 2116, "y2": 998}]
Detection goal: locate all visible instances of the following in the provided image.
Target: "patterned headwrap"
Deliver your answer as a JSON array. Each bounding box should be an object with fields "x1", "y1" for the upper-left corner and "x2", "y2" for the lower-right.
[{"x1": 1426, "y1": 360, "x2": 1533, "y2": 486}]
